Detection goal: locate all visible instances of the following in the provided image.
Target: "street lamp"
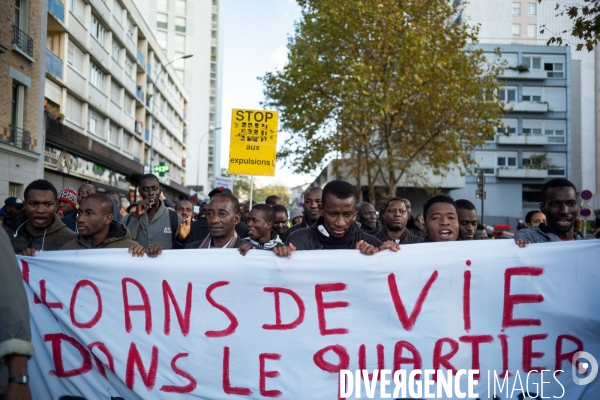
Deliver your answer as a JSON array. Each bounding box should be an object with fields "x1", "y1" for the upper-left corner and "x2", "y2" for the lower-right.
[
  {"x1": 196, "y1": 127, "x2": 222, "y2": 192},
  {"x1": 150, "y1": 54, "x2": 193, "y2": 172}
]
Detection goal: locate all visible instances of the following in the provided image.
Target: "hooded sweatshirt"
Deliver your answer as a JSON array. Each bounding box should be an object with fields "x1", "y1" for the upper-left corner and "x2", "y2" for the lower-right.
[
  {"x1": 243, "y1": 230, "x2": 284, "y2": 250},
  {"x1": 2, "y1": 211, "x2": 76, "y2": 254},
  {"x1": 61, "y1": 221, "x2": 139, "y2": 250}
]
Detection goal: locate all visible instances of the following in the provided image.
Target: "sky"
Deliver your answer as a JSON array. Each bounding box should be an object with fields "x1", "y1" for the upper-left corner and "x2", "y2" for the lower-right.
[{"x1": 219, "y1": 0, "x2": 316, "y2": 189}]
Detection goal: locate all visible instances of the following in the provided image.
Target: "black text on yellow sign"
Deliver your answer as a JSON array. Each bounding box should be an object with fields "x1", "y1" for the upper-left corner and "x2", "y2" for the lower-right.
[{"x1": 228, "y1": 109, "x2": 279, "y2": 176}]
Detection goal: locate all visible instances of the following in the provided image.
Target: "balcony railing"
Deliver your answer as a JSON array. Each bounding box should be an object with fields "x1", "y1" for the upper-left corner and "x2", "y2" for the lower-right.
[
  {"x1": 146, "y1": 63, "x2": 151, "y2": 75},
  {"x1": 136, "y1": 49, "x2": 145, "y2": 67},
  {"x1": 48, "y1": 0, "x2": 65, "y2": 23},
  {"x1": 7, "y1": 125, "x2": 31, "y2": 150},
  {"x1": 46, "y1": 48, "x2": 63, "y2": 78},
  {"x1": 13, "y1": 25, "x2": 34, "y2": 58}
]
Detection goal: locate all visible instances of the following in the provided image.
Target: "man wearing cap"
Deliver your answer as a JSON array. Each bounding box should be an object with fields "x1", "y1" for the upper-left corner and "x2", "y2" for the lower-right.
[
  {"x1": 0, "y1": 197, "x2": 23, "y2": 222},
  {"x1": 175, "y1": 186, "x2": 248, "y2": 248},
  {"x1": 57, "y1": 187, "x2": 78, "y2": 231}
]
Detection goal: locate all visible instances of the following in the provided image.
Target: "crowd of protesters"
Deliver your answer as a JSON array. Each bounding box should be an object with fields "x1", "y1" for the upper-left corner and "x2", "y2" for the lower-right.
[{"x1": 0, "y1": 174, "x2": 597, "y2": 397}]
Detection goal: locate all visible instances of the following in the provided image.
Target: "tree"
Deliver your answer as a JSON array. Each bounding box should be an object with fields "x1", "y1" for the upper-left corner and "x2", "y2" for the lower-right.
[
  {"x1": 539, "y1": 0, "x2": 600, "y2": 51},
  {"x1": 220, "y1": 169, "x2": 291, "y2": 205},
  {"x1": 262, "y1": 0, "x2": 504, "y2": 201}
]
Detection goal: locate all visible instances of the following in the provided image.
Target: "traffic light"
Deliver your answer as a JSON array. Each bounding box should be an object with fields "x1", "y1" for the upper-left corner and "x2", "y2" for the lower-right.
[
  {"x1": 153, "y1": 161, "x2": 170, "y2": 177},
  {"x1": 476, "y1": 170, "x2": 485, "y2": 189}
]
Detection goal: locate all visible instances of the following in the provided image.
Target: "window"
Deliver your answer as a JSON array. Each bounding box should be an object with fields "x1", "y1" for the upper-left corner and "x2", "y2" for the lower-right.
[
  {"x1": 124, "y1": 95, "x2": 132, "y2": 115},
  {"x1": 11, "y1": 82, "x2": 24, "y2": 129},
  {"x1": 157, "y1": 13, "x2": 168, "y2": 29},
  {"x1": 125, "y1": 57, "x2": 133, "y2": 77},
  {"x1": 89, "y1": 112, "x2": 98, "y2": 134},
  {"x1": 522, "y1": 94, "x2": 541, "y2": 102},
  {"x1": 473, "y1": 151, "x2": 496, "y2": 175},
  {"x1": 522, "y1": 56, "x2": 541, "y2": 70},
  {"x1": 528, "y1": 3, "x2": 537, "y2": 15},
  {"x1": 66, "y1": 95, "x2": 82, "y2": 126},
  {"x1": 512, "y1": 3, "x2": 521, "y2": 16},
  {"x1": 544, "y1": 120, "x2": 566, "y2": 143},
  {"x1": 126, "y1": 15, "x2": 134, "y2": 40},
  {"x1": 67, "y1": 42, "x2": 84, "y2": 73},
  {"x1": 111, "y1": 40, "x2": 121, "y2": 63},
  {"x1": 498, "y1": 119, "x2": 518, "y2": 135},
  {"x1": 90, "y1": 64, "x2": 104, "y2": 89},
  {"x1": 497, "y1": 156, "x2": 517, "y2": 167},
  {"x1": 545, "y1": 62, "x2": 564, "y2": 78},
  {"x1": 157, "y1": 0, "x2": 168, "y2": 12},
  {"x1": 109, "y1": 124, "x2": 119, "y2": 145},
  {"x1": 512, "y1": 24, "x2": 521, "y2": 37},
  {"x1": 15, "y1": 0, "x2": 28, "y2": 32},
  {"x1": 113, "y1": 0, "x2": 124, "y2": 23},
  {"x1": 174, "y1": 52, "x2": 185, "y2": 68},
  {"x1": 175, "y1": 17, "x2": 186, "y2": 32},
  {"x1": 71, "y1": 0, "x2": 85, "y2": 22},
  {"x1": 175, "y1": 0, "x2": 186, "y2": 15},
  {"x1": 174, "y1": 34, "x2": 185, "y2": 51},
  {"x1": 499, "y1": 87, "x2": 517, "y2": 102},
  {"x1": 92, "y1": 16, "x2": 106, "y2": 45},
  {"x1": 111, "y1": 81, "x2": 121, "y2": 105},
  {"x1": 156, "y1": 30, "x2": 167, "y2": 50},
  {"x1": 528, "y1": 25, "x2": 536, "y2": 38},
  {"x1": 123, "y1": 134, "x2": 131, "y2": 152}
]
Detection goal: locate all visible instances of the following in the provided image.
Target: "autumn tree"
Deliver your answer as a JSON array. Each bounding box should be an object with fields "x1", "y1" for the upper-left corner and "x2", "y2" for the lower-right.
[
  {"x1": 539, "y1": 0, "x2": 600, "y2": 51},
  {"x1": 262, "y1": 0, "x2": 505, "y2": 201}
]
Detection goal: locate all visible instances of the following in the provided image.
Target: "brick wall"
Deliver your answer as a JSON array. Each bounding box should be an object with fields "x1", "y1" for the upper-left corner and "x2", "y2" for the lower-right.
[{"x1": 0, "y1": 0, "x2": 43, "y2": 150}]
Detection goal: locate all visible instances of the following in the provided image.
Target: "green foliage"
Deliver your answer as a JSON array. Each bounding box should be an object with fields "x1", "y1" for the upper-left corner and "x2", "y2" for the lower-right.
[
  {"x1": 220, "y1": 169, "x2": 290, "y2": 205},
  {"x1": 262, "y1": 0, "x2": 504, "y2": 198},
  {"x1": 539, "y1": 0, "x2": 600, "y2": 51}
]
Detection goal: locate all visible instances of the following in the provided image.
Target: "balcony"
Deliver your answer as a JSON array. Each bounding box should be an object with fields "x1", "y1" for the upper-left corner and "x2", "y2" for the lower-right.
[
  {"x1": 500, "y1": 69, "x2": 547, "y2": 80},
  {"x1": 13, "y1": 25, "x2": 34, "y2": 58},
  {"x1": 146, "y1": 63, "x2": 151, "y2": 75},
  {"x1": 45, "y1": 48, "x2": 63, "y2": 79},
  {"x1": 48, "y1": 0, "x2": 65, "y2": 23},
  {"x1": 497, "y1": 134, "x2": 548, "y2": 145},
  {"x1": 136, "y1": 49, "x2": 145, "y2": 67},
  {"x1": 497, "y1": 168, "x2": 548, "y2": 179},
  {"x1": 6, "y1": 125, "x2": 31, "y2": 150},
  {"x1": 504, "y1": 101, "x2": 549, "y2": 113}
]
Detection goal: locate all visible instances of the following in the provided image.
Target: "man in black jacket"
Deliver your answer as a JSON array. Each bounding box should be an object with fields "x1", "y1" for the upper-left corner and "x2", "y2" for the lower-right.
[
  {"x1": 375, "y1": 197, "x2": 424, "y2": 245},
  {"x1": 285, "y1": 180, "x2": 398, "y2": 255},
  {"x1": 357, "y1": 201, "x2": 382, "y2": 236},
  {"x1": 401, "y1": 198, "x2": 426, "y2": 238},
  {"x1": 281, "y1": 186, "x2": 322, "y2": 242}
]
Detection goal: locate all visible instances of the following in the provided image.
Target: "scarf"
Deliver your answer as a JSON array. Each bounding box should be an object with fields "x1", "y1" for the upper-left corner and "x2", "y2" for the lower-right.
[
  {"x1": 314, "y1": 217, "x2": 361, "y2": 250},
  {"x1": 198, "y1": 230, "x2": 238, "y2": 249},
  {"x1": 361, "y1": 220, "x2": 382, "y2": 236},
  {"x1": 243, "y1": 231, "x2": 282, "y2": 249}
]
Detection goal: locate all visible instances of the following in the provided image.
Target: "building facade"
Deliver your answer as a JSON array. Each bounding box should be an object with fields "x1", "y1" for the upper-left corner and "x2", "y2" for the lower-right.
[
  {"x1": 0, "y1": 0, "x2": 47, "y2": 200},
  {"x1": 461, "y1": 0, "x2": 600, "y2": 218},
  {"x1": 450, "y1": 44, "x2": 571, "y2": 227},
  {"x1": 133, "y1": 0, "x2": 224, "y2": 195},
  {"x1": 43, "y1": 0, "x2": 189, "y2": 200}
]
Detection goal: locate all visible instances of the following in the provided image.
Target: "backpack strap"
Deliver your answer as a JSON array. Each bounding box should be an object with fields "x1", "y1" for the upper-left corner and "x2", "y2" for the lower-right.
[{"x1": 168, "y1": 209, "x2": 179, "y2": 240}]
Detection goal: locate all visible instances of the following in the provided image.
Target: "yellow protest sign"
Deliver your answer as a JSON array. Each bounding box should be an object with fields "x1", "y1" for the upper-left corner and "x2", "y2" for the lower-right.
[{"x1": 228, "y1": 109, "x2": 279, "y2": 176}]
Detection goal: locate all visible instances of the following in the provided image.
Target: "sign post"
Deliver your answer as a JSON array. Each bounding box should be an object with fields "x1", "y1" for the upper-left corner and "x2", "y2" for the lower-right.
[
  {"x1": 579, "y1": 190, "x2": 593, "y2": 236},
  {"x1": 228, "y1": 109, "x2": 279, "y2": 207},
  {"x1": 476, "y1": 170, "x2": 486, "y2": 225}
]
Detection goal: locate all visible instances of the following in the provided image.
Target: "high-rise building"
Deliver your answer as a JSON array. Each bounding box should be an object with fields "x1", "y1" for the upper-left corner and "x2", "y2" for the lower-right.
[
  {"x1": 461, "y1": 0, "x2": 598, "y2": 199},
  {"x1": 134, "y1": 0, "x2": 223, "y2": 196},
  {"x1": 0, "y1": 0, "x2": 46, "y2": 200},
  {"x1": 43, "y1": 0, "x2": 189, "y2": 200}
]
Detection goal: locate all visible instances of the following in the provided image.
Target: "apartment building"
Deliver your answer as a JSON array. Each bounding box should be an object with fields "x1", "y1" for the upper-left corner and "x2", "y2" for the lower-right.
[
  {"x1": 0, "y1": 0, "x2": 46, "y2": 200},
  {"x1": 450, "y1": 44, "x2": 571, "y2": 226},
  {"x1": 43, "y1": 0, "x2": 189, "y2": 200},
  {"x1": 461, "y1": 0, "x2": 599, "y2": 213},
  {"x1": 134, "y1": 0, "x2": 224, "y2": 195}
]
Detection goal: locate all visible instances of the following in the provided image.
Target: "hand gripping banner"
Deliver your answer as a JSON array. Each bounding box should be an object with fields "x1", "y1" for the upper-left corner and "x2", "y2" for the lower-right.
[{"x1": 18, "y1": 240, "x2": 600, "y2": 399}]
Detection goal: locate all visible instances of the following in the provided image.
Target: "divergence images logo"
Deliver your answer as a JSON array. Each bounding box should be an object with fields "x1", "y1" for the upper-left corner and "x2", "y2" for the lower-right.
[{"x1": 572, "y1": 351, "x2": 598, "y2": 386}]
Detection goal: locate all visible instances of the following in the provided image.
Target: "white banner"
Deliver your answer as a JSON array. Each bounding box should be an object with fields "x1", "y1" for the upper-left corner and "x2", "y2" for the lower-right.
[{"x1": 19, "y1": 240, "x2": 600, "y2": 399}]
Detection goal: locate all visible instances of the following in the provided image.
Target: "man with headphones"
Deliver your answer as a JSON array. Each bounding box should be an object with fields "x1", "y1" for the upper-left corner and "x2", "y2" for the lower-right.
[{"x1": 2, "y1": 180, "x2": 75, "y2": 255}]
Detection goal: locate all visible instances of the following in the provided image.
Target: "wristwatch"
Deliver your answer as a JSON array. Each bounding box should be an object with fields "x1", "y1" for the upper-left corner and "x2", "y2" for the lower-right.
[{"x1": 8, "y1": 374, "x2": 29, "y2": 385}]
